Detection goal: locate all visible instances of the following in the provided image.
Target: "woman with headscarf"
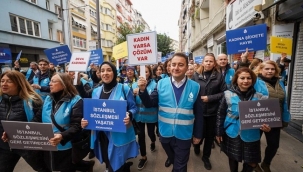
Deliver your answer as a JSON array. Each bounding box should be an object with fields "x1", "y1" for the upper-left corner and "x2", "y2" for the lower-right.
[
  {"x1": 0, "y1": 71, "x2": 49, "y2": 172},
  {"x1": 81, "y1": 62, "x2": 139, "y2": 172}
]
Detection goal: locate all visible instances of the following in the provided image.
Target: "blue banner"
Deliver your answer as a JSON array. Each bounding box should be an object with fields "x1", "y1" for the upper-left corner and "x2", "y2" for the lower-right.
[
  {"x1": 0, "y1": 48, "x2": 12, "y2": 63},
  {"x1": 226, "y1": 24, "x2": 267, "y2": 55},
  {"x1": 89, "y1": 49, "x2": 103, "y2": 65},
  {"x1": 44, "y1": 45, "x2": 71, "y2": 65},
  {"x1": 161, "y1": 56, "x2": 167, "y2": 63},
  {"x1": 194, "y1": 56, "x2": 204, "y2": 64},
  {"x1": 83, "y1": 98, "x2": 127, "y2": 133}
]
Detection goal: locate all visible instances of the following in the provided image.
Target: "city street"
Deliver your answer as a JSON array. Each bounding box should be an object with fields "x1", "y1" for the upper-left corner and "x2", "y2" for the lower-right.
[{"x1": 15, "y1": 130, "x2": 303, "y2": 172}]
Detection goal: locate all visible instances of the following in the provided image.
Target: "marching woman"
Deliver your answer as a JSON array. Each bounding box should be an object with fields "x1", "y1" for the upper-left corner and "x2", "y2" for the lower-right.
[
  {"x1": 41, "y1": 73, "x2": 87, "y2": 172},
  {"x1": 133, "y1": 65, "x2": 158, "y2": 170},
  {"x1": 254, "y1": 61, "x2": 291, "y2": 172},
  {"x1": 81, "y1": 62, "x2": 139, "y2": 172},
  {"x1": 216, "y1": 67, "x2": 271, "y2": 172},
  {"x1": 152, "y1": 64, "x2": 164, "y2": 83},
  {"x1": 192, "y1": 53, "x2": 226, "y2": 170},
  {"x1": 0, "y1": 71, "x2": 49, "y2": 172},
  {"x1": 161, "y1": 58, "x2": 172, "y2": 79}
]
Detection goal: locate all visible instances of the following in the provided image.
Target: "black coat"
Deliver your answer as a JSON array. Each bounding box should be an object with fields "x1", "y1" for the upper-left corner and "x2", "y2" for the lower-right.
[
  {"x1": 193, "y1": 70, "x2": 227, "y2": 116},
  {"x1": 0, "y1": 95, "x2": 42, "y2": 149}
]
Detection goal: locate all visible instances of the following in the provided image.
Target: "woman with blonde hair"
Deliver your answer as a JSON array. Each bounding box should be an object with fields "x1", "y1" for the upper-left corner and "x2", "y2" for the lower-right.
[
  {"x1": 192, "y1": 53, "x2": 227, "y2": 170},
  {"x1": 0, "y1": 71, "x2": 48, "y2": 172},
  {"x1": 249, "y1": 58, "x2": 263, "y2": 71},
  {"x1": 254, "y1": 60, "x2": 290, "y2": 172}
]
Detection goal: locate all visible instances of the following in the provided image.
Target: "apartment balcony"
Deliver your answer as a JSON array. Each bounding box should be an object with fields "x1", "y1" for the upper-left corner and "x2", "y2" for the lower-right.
[{"x1": 191, "y1": 3, "x2": 225, "y2": 50}]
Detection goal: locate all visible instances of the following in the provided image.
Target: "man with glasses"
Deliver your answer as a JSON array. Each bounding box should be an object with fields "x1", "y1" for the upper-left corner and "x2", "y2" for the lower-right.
[{"x1": 30, "y1": 58, "x2": 51, "y2": 100}]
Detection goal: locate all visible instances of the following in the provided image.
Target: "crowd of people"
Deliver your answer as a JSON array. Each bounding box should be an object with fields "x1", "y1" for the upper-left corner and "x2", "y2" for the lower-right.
[{"x1": 0, "y1": 50, "x2": 291, "y2": 172}]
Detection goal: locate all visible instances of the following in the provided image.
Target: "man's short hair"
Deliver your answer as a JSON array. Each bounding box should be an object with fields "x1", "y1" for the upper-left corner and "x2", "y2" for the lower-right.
[
  {"x1": 38, "y1": 58, "x2": 50, "y2": 64},
  {"x1": 172, "y1": 52, "x2": 189, "y2": 66}
]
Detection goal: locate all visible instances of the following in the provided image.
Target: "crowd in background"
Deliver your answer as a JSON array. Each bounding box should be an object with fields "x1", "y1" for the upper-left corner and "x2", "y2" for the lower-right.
[{"x1": 0, "y1": 50, "x2": 291, "y2": 172}]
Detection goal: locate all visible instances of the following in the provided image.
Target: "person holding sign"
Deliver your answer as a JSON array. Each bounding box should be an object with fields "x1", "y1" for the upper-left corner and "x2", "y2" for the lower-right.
[
  {"x1": 254, "y1": 61, "x2": 291, "y2": 172},
  {"x1": 236, "y1": 48, "x2": 251, "y2": 71},
  {"x1": 132, "y1": 65, "x2": 158, "y2": 170},
  {"x1": 138, "y1": 53, "x2": 203, "y2": 172},
  {"x1": 216, "y1": 67, "x2": 271, "y2": 172},
  {"x1": 40, "y1": 73, "x2": 91, "y2": 172},
  {"x1": 81, "y1": 62, "x2": 139, "y2": 172},
  {"x1": 0, "y1": 71, "x2": 49, "y2": 172}
]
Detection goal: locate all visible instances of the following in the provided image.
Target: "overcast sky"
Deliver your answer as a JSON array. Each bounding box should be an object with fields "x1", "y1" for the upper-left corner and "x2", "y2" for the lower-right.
[{"x1": 131, "y1": 0, "x2": 182, "y2": 41}]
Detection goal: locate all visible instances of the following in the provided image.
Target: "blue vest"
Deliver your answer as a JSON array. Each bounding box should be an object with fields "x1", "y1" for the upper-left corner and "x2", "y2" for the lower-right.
[
  {"x1": 33, "y1": 76, "x2": 50, "y2": 100},
  {"x1": 91, "y1": 83, "x2": 136, "y2": 147},
  {"x1": 42, "y1": 95, "x2": 81, "y2": 150},
  {"x1": 133, "y1": 80, "x2": 158, "y2": 123},
  {"x1": 224, "y1": 90, "x2": 265, "y2": 142},
  {"x1": 0, "y1": 97, "x2": 34, "y2": 121},
  {"x1": 225, "y1": 68, "x2": 235, "y2": 89},
  {"x1": 254, "y1": 78, "x2": 291, "y2": 122},
  {"x1": 80, "y1": 78, "x2": 93, "y2": 88},
  {"x1": 158, "y1": 78, "x2": 199, "y2": 140},
  {"x1": 161, "y1": 73, "x2": 169, "y2": 79},
  {"x1": 26, "y1": 69, "x2": 32, "y2": 80}
]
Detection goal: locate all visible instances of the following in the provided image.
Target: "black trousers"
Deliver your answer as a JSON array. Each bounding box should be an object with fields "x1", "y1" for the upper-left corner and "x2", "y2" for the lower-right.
[
  {"x1": 261, "y1": 127, "x2": 281, "y2": 165},
  {"x1": 195, "y1": 115, "x2": 216, "y2": 158},
  {"x1": 160, "y1": 136, "x2": 191, "y2": 172},
  {"x1": 0, "y1": 148, "x2": 49, "y2": 172},
  {"x1": 137, "y1": 122, "x2": 156, "y2": 156}
]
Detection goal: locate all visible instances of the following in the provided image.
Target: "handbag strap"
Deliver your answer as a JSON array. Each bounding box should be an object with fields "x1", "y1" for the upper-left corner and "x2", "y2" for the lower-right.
[{"x1": 51, "y1": 111, "x2": 66, "y2": 132}]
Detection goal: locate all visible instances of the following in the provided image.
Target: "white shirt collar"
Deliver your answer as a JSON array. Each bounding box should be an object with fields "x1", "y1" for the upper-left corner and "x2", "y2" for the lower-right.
[{"x1": 171, "y1": 76, "x2": 187, "y2": 88}]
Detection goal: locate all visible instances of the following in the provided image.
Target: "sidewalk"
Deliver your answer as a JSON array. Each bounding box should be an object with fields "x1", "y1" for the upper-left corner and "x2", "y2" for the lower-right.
[{"x1": 14, "y1": 130, "x2": 303, "y2": 172}]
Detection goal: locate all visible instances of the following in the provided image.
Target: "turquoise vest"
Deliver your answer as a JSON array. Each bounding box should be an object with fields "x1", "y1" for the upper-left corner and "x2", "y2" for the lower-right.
[
  {"x1": 42, "y1": 95, "x2": 81, "y2": 150},
  {"x1": 225, "y1": 68, "x2": 235, "y2": 89},
  {"x1": 158, "y1": 78, "x2": 199, "y2": 140},
  {"x1": 26, "y1": 69, "x2": 32, "y2": 80},
  {"x1": 133, "y1": 80, "x2": 158, "y2": 123},
  {"x1": 81, "y1": 78, "x2": 93, "y2": 88},
  {"x1": 224, "y1": 90, "x2": 265, "y2": 142},
  {"x1": 254, "y1": 78, "x2": 291, "y2": 122},
  {"x1": 91, "y1": 83, "x2": 136, "y2": 147},
  {"x1": 33, "y1": 76, "x2": 50, "y2": 100},
  {"x1": 0, "y1": 97, "x2": 34, "y2": 122}
]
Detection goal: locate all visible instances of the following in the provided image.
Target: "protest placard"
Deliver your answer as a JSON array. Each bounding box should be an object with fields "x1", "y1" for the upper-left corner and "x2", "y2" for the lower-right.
[
  {"x1": 238, "y1": 99, "x2": 282, "y2": 130},
  {"x1": 68, "y1": 52, "x2": 91, "y2": 71},
  {"x1": 44, "y1": 45, "x2": 71, "y2": 65},
  {"x1": 83, "y1": 99, "x2": 127, "y2": 133},
  {"x1": 1, "y1": 121, "x2": 57, "y2": 151}
]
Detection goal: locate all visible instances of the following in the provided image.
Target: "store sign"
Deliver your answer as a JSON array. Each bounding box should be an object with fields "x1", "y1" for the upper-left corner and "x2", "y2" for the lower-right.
[
  {"x1": 270, "y1": 36, "x2": 293, "y2": 55},
  {"x1": 0, "y1": 47, "x2": 12, "y2": 63},
  {"x1": 1, "y1": 121, "x2": 57, "y2": 151},
  {"x1": 226, "y1": 24, "x2": 267, "y2": 54},
  {"x1": 127, "y1": 31, "x2": 158, "y2": 65},
  {"x1": 44, "y1": 45, "x2": 72, "y2": 65},
  {"x1": 239, "y1": 99, "x2": 282, "y2": 130},
  {"x1": 226, "y1": 0, "x2": 263, "y2": 30}
]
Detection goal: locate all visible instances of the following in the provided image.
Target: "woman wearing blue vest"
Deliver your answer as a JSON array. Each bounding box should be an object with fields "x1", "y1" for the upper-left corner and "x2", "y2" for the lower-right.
[
  {"x1": 152, "y1": 64, "x2": 164, "y2": 83},
  {"x1": 192, "y1": 53, "x2": 227, "y2": 170},
  {"x1": 41, "y1": 73, "x2": 85, "y2": 172},
  {"x1": 216, "y1": 67, "x2": 271, "y2": 172},
  {"x1": 81, "y1": 62, "x2": 139, "y2": 172},
  {"x1": 161, "y1": 58, "x2": 172, "y2": 79},
  {"x1": 0, "y1": 71, "x2": 49, "y2": 172},
  {"x1": 254, "y1": 61, "x2": 291, "y2": 172},
  {"x1": 132, "y1": 65, "x2": 158, "y2": 170}
]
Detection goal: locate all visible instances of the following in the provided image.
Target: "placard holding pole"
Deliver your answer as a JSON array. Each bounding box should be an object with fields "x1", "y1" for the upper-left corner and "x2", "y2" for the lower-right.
[
  {"x1": 1, "y1": 121, "x2": 57, "y2": 151},
  {"x1": 126, "y1": 31, "x2": 158, "y2": 65},
  {"x1": 73, "y1": 72, "x2": 79, "y2": 85},
  {"x1": 238, "y1": 99, "x2": 282, "y2": 130},
  {"x1": 68, "y1": 52, "x2": 91, "y2": 72},
  {"x1": 140, "y1": 65, "x2": 146, "y2": 79}
]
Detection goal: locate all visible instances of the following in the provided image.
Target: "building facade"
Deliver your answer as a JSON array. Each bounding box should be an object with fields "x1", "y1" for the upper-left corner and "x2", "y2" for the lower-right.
[{"x1": 0, "y1": 0, "x2": 68, "y2": 69}]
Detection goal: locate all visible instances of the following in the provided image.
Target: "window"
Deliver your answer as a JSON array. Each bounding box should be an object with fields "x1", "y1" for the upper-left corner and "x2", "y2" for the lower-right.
[
  {"x1": 27, "y1": 0, "x2": 37, "y2": 4},
  {"x1": 105, "y1": 24, "x2": 112, "y2": 32},
  {"x1": 46, "y1": 0, "x2": 50, "y2": 10},
  {"x1": 216, "y1": 42, "x2": 226, "y2": 56},
  {"x1": 48, "y1": 27, "x2": 53, "y2": 40},
  {"x1": 90, "y1": 9, "x2": 96, "y2": 18},
  {"x1": 73, "y1": 36, "x2": 86, "y2": 49},
  {"x1": 9, "y1": 14, "x2": 40, "y2": 37},
  {"x1": 104, "y1": 8, "x2": 112, "y2": 16},
  {"x1": 55, "y1": 5, "x2": 62, "y2": 18},
  {"x1": 57, "y1": 30, "x2": 63, "y2": 43}
]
